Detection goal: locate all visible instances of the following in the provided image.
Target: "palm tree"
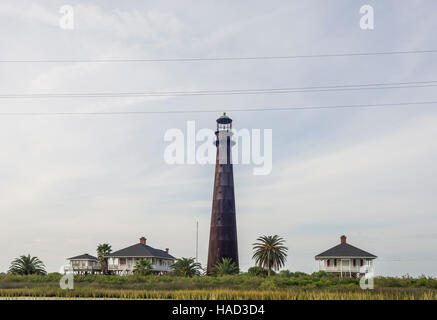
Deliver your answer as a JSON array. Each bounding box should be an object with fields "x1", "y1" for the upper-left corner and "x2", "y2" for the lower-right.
[
  {"x1": 252, "y1": 235, "x2": 288, "y2": 277},
  {"x1": 8, "y1": 254, "x2": 47, "y2": 275},
  {"x1": 133, "y1": 259, "x2": 153, "y2": 275},
  {"x1": 213, "y1": 257, "x2": 239, "y2": 276},
  {"x1": 170, "y1": 258, "x2": 202, "y2": 277},
  {"x1": 97, "y1": 243, "x2": 112, "y2": 275}
]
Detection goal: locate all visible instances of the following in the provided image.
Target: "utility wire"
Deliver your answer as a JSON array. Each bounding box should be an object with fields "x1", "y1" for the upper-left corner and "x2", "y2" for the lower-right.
[
  {"x1": 1, "y1": 80, "x2": 436, "y2": 99},
  {"x1": 0, "y1": 101, "x2": 436, "y2": 116},
  {"x1": 0, "y1": 49, "x2": 436, "y2": 63}
]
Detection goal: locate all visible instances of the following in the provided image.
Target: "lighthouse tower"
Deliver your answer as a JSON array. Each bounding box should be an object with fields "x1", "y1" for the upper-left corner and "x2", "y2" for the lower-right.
[{"x1": 207, "y1": 113, "x2": 239, "y2": 274}]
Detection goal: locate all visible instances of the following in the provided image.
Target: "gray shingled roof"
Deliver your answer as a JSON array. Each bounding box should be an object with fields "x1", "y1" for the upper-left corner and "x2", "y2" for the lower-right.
[
  {"x1": 68, "y1": 253, "x2": 98, "y2": 260},
  {"x1": 315, "y1": 242, "x2": 377, "y2": 259},
  {"x1": 107, "y1": 243, "x2": 175, "y2": 259}
]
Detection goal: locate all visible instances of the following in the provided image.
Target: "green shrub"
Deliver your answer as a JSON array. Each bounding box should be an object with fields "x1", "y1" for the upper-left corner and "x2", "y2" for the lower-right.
[
  {"x1": 0, "y1": 273, "x2": 436, "y2": 291},
  {"x1": 311, "y1": 271, "x2": 332, "y2": 278},
  {"x1": 290, "y1": 271, "x2": 308, "y2": 278},
  {"x1": 278, "y1": 270, "x2": 293, "y2": 277},
  {"x1": 247, "y1": 266, "x2": 275, "y2": 277}
]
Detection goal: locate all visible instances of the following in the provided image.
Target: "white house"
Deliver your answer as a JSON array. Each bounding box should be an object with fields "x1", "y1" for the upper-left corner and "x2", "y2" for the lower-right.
[
  {"x1": 64, "y1": 253, "x2": 102, "y2": 274},
  {"x1": 106, "y1": 237, "x2": 176, "y2": 275},
  {"x1": 315, "y1": 235, "x2": 377, "y2": 278}
]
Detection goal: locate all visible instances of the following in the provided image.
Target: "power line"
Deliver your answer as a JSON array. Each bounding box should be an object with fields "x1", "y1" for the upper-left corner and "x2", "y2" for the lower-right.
[
  {"x1": 1, "y1": 80, "x2": 437, "y2": 99},
  {"x1": 0, "y1": 101, "x2": 436, "y2": 116},
  {"x1": 0, "y1": 49, "x2": 436, "y2": 63}
]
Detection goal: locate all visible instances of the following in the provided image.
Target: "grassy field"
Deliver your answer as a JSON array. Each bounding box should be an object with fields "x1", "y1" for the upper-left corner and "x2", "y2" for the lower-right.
[
  {"x1": 0, "y1": 273, "x2": 436, "y2": 300},
  {"x1": 1, "y1": 287, "x2": 437, "y2": 300}
]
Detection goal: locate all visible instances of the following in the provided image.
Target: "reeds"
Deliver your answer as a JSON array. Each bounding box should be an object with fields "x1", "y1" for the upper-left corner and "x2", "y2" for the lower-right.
[
  {"x1": 1, "y1": 274, "x2": 436, "y2": 300},
  {"x1": 0, "y1": 287, "x2": 436, "y2": 300}
]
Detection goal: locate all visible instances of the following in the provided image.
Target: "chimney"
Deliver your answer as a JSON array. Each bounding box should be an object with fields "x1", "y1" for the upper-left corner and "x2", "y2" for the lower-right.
[
  {"x1": 165, "y1": 248, "x2": 169, "y2": 254},
  {"x1": 140, "y1": 237, "x2": 147, "y2": 245},
  {"x1": 340, "y1": 235, "x2": 347, "y2": 244}
]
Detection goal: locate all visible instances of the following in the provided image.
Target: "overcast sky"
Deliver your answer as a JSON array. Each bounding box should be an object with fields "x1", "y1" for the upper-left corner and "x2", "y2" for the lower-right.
[{"x1": 0, "y1": 0, "x2": 436, "y2": 276}]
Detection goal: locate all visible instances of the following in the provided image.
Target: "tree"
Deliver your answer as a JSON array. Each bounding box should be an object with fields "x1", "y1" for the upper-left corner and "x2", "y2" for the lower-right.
[
  {"x1": 134, "y1": 259, "x2": 154, "y2": 276},
  {"x1": 170, "y1": 258, "x2": 202, "y2": 277},
  {"x1": 278, "y1": 270, "x2": 292, "y2": 277},
  {"x1": 213, "y1": 257, "x2": 239, "y2": 276},
  {"x1": 252, "y1": 235, "x2": 288, "y2": 277},
  {"x1": 247, "y1": 266, "x2": 271, "y2": 277},
  {"x1": 311, "y1": 271, "x2": 331, "y2": 278},
  {"x1": 8, "y1": 254, "x2": 47, "y2": 275},
  {"x1": 97, "y1": 243, "x2": 112, "y2": 275}
]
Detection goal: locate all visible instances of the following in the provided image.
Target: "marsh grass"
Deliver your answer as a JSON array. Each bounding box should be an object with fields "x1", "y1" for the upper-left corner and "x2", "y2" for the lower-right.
[
  {"x1": 1, "y1": 273, "x2": 436, "y2": 300},
  {"x1": 0, "y1": 287, "x2": 436, "y2": 300}
]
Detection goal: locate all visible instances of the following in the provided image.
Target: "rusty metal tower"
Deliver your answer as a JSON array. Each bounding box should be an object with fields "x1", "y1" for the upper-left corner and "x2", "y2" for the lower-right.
[{"x1": 207, "y1": 113, "x2": 239, "y2": 274}]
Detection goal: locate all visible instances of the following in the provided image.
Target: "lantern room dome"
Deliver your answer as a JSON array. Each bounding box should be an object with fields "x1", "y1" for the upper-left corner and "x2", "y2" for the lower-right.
[{"x1": 216, "y1": 112, "x2": 232, "y2": 124}]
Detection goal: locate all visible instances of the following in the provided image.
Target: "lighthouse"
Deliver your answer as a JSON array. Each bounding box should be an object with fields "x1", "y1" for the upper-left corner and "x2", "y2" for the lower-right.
[{"x1": 207, "y1": 113, "x2": 239, "y2": 274}]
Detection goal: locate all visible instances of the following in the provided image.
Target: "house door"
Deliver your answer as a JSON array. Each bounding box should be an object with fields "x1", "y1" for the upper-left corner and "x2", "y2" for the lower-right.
[{"x1": 341, "y1": 259, "x2": 351, "y2": 277}]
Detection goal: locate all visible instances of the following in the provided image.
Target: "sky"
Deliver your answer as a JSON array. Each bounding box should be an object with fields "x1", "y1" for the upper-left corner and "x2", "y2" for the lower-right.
[{"x1": 0, "y1": 0, "x2": 436, "y2": 276}]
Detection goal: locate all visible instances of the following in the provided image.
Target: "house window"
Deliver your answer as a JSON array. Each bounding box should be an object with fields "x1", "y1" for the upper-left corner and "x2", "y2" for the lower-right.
[
  {"x1": 327, "y1": 259, "x2": 337, "y2": 267},
  {"x1": 119, "y1": 258, "x2": 126, "y2": 265},
  {"x1": 360, "y1": 259, "x2": 363, "y2": 267}
]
